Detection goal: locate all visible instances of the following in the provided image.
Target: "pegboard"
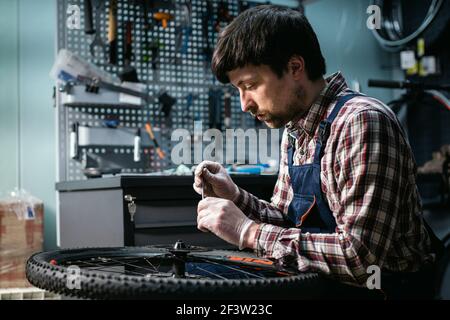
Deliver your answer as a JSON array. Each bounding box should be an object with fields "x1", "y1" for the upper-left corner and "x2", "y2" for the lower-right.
[{"x1": 56, "y1": 0, "x2": 288, "y2": 181}]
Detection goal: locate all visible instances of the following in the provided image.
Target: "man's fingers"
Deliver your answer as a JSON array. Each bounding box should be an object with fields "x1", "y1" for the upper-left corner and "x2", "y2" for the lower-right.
[
  {"x1": 193, "y1": 183, "x2": 202, "y2": 195},
  {"x1": 197, "y1": 199, "x2": 207, "y2": 216},
  {"x1": 194, "y1": 163, "x2": 204, "y2": 177},
  {"x1": 201, "y1": 167, "x2": 217, "y2": 185},
  {"x1": 197, "y1": 210, "x2": 214, "y2": 233},
  {"x1": 193, "y1": 173, "x2": 211, "y2": 193},
  {"x1": 195, "y1": 161, "x2": 221, "y2": 177},
  {"x1": 197, "y1": 217, "x2": 210, "y2": 232},
  {"x1": 197, "y1": 198, "x2": 214, "y2": 216},
  {"x1": 194, "y1": 162, "x2": 218, "y2": 191},
  {"x1": 197, "y1": 197, "x2": 218, "y2": 211},
  {"x1": 195, "y1": 160, "x2": 216, "y2": 176},
  {"x1": 197, "y1": 198, "x2": 207, "y2": 211},
  {"x1": 204, "y1": 161, "x2": 222, "y2": 174},
  {"x1": 194, "y1": 175, "x2": 203, "y2": 188},
  {"x1": 197, "y1": 198, "x2": 223, "y2": 223}
]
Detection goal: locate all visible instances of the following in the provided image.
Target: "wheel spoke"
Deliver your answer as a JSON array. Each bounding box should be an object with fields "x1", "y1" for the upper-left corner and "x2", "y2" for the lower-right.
[
  {"x1": 106, "y1": 257, "x2": 165, "y2": 274},
  {"x1": 143, "y1": 257, "x2": 160, "y2": 272},
  {"x1": 69, "y1": 259, "x2": 147, "y2": 276},
  {"x1": 195, "y1": 257, "x2": 265, "y2": 279},
  {"x1": 190, "y1": 264, "x2": 228, "y2": 280}
]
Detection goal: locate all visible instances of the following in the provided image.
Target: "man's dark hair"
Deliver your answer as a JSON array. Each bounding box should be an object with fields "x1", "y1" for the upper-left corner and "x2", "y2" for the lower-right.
[{"x1": 211, "y1": 5, "x2": 326, "y2": 83}]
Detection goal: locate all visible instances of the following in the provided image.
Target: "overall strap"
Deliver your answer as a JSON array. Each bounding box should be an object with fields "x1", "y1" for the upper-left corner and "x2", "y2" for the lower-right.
[
  {"x1": 287, "y1": 132, "x2": 297, "y2": 167},
  {"x1": 313, "y1": 94, "x2": 362, "y2": 165}
]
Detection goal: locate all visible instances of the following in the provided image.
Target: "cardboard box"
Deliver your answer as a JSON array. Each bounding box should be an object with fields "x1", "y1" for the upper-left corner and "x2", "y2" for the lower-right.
[{"x1": 0, "y1": 202, "x2": 44, "y2": 288}]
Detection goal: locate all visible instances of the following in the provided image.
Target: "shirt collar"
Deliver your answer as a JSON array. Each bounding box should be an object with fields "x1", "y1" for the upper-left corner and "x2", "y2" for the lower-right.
[{"x1": 286, "y1": 71, "x2": 349, "y2": 137}]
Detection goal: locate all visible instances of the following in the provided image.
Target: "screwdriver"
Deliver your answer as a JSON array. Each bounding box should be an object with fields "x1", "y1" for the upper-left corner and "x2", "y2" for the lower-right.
[{"x1": 144, "y1": 122, "x2": 165, "y2": 159}]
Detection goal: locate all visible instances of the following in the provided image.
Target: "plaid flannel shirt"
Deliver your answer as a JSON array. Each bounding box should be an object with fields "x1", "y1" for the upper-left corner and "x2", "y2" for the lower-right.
[{"x1": 234, "y1": 72, "x2": 435, "y2": 286}]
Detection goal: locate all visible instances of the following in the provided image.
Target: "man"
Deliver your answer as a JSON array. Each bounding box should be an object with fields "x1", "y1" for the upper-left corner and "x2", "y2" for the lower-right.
[{"x1": 193, "y1": 5, "x2": 441, "y2": 299}]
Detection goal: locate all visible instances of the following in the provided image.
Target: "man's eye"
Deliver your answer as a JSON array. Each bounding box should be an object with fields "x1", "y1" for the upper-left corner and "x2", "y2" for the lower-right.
[{"x1": 244, "y1": 84, "x2": 254, "y2": 90}]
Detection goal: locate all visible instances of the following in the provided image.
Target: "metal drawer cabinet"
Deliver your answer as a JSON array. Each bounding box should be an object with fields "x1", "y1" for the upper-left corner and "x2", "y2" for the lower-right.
[{"x1": 57, "y1": 175, "x2": 277, "y2": 249}]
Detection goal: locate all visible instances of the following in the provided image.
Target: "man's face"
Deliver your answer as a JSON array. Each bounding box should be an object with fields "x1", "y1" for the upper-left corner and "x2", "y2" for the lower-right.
[{"x1": 228, "y1": 64, "x2": 306, "y2": 128}]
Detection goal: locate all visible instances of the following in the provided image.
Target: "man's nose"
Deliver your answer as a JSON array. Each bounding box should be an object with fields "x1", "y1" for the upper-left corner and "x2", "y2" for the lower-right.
[{"x1": 240, "y1": 90, "x2": 252, "y2": 113}]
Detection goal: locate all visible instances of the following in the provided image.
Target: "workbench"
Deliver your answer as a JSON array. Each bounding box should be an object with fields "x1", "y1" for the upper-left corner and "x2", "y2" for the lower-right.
[{"x1": 56, "y1": 175, "x2": 277, "y2": 249}]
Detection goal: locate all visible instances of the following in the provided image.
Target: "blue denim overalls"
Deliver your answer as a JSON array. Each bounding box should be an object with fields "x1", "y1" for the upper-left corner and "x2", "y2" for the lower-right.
[{"x1": 287, "y1": 94, "x2": 361, "y2": 234}]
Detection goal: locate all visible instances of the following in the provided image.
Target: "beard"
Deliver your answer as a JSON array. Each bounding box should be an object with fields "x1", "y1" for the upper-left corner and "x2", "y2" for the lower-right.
[
  {"x1": 245, "y1": 85, "x2": 307, "y2": 129},
  {"x1": 266, "y1": 86, "x2": 307, "y2": 128},
  {"x1": 248, "y1": 110, "x2": 282, "y2": 128}
]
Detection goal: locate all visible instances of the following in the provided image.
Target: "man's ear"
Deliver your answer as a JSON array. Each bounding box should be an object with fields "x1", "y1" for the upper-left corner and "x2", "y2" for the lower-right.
[{"x1": 288, "y1": 56, "x2": 305, "y2": 80}]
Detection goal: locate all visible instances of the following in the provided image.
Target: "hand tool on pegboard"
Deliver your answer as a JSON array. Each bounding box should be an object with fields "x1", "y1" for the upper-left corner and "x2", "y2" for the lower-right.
[
  {"x1": 102, "y1": 114, "x2": 121, "y2": 128},
  {"x1": 159, "y1": 91, "x2": 177, "y2": 117},
  {"x1": 84, "y1": 0, "x2": 95, "y2": 34},
  {"x1": 80, "y1": 149, "x2": 122, "y2": 179},
  {"x1": 159, "y1": 91, "x2": 177, "y2": 129},
  {"x1": 153, "y1": 10, "x2": 174, "y2": 29},
  {"x1": 134, "y1": 128, "x2": 141, "y2": 162},
  {"x1": 69, "y1": 122, "x2": 80, "y2": 160},
  {"x1": 174, "y1": 0, "x2": 192, "y2": 64},
  {"x1": 140, "y1": 0, "x2": 164, "y2": 70},
  {"x1": 158, "y1": 90, "x2": 177, "y2": 128},
  {"x1": 77, "y1": 74, "x2": 152, "y2": 102},
  {"x1": 123, "y1": 20, "x2": 134, "y2": 65},
  {"x1": 107, "y1": 0, "x2": 118, "y2": 65},
  {"x1": 145, "y1": 122, "x2": 166, "y2": 159},
  {"x1": 149, "y1": 39, "x2": 163, "y2": 71},
  {"x1": 181, "y1": 92, "x2": 199, "y2": 124},
  {"x1": 147, "y1": 0, "x2": 175, "y2": 29},
  {"x1": 119, "y1": 20, "x2": 140, "y2": 82},
  {"x1": 89, "y1": 0, "x2": 108, "y2": 59}
]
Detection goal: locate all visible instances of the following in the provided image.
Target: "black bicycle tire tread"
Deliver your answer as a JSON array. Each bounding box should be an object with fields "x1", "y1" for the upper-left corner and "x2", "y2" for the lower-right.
[{"x1": 26, "y1": 246, "x2": 321, "y2": 300}]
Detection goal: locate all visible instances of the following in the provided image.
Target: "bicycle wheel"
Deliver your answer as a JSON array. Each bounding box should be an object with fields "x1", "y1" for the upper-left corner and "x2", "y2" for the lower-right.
[{"x1": 26, "y1": 241, "x2": 322, "y2": 300}]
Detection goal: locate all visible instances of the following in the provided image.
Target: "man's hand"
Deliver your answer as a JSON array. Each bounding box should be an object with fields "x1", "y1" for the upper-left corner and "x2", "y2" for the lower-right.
[
  {"x1": 197, "y1": 197, "x2": 257, "y2": 249},
  {"x1": 193, "y1": 161, "x2": 239, "y2": 201}
]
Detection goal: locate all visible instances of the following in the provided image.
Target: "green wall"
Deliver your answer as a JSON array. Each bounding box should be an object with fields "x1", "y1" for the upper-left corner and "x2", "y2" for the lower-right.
[
  {"x1": 0, "y1": 0, "x2": 20, "y2": 196},
  {"x1": 305, "y1": 0, "x2": 396, "y2": 103},
  {"x1": 0, "y1": 0, "x2": 57, "y2": 250}
]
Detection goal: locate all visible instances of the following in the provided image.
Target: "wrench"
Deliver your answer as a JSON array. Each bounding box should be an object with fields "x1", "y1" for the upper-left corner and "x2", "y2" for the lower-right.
[
  {"x1": 90, "y1": 0, "x2": 107, "y2": 59},
  {"x1": 84, "y1": 0, "x2": 94, "y2": 34}
]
